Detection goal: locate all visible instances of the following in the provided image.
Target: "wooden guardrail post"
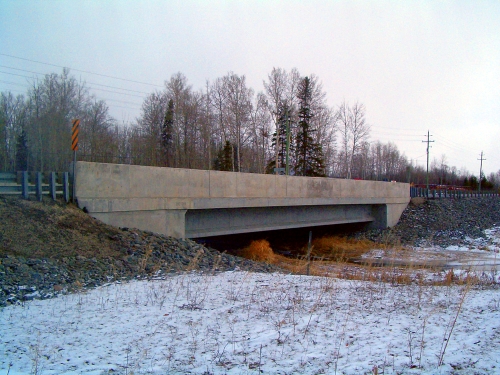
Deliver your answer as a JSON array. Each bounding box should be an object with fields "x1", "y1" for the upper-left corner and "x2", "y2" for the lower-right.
[
  {"x1": 22, "y1": 171, "x2": 29, "y2": 199},
  {"x1": 50, "y1": 172, "x2": 57, "y2": 200},
  {"x1": 36, "y1": 172, "x2": 43, "y2": 201}
]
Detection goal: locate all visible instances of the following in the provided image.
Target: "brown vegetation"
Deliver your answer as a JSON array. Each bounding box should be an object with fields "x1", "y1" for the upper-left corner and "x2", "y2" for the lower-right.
[
  {"x1": 240, "y1": 240, "x2": 276, "y2": 263},
  {"x1": 310, "y1": 236, "x2": 376, "y2": 261}
]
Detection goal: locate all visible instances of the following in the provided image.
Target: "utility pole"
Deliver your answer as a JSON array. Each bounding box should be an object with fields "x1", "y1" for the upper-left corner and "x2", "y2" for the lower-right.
[
  {"x1": 285, "y1": 108, "x2": 291, "y2": 175},
  {"x1": 422, "y1": 130, "x2": 434, "y2": 196},
  {"x1": 478, "y1": 151, "x2": 486, "y2": 192}
]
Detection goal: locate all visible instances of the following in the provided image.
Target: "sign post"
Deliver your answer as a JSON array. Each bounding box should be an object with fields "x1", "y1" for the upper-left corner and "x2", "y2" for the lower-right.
[{"x1": 71, "y1": 119, "x2": 79, "y2": 203}]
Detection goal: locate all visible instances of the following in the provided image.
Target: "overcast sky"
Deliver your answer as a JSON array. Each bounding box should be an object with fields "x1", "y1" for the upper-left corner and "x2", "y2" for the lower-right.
[{"x1": 1, "y1": 0, "x2": 499, "y2": 175}]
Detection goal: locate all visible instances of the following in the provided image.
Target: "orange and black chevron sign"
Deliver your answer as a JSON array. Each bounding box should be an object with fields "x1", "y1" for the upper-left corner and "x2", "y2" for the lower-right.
[{"x1": 71, "y1": 119, "x2": 80, "y2": 151}]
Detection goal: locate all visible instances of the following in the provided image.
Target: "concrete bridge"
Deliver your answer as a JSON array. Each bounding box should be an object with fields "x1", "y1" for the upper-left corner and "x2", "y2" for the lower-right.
[{"x1": 75, "y1": 162, "x2": 410, "y2": 238}]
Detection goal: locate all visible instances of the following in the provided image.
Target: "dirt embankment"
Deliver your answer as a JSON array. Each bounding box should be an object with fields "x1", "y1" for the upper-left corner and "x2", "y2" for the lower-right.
[{"x1": 0, "y1": 197, "x2": 281, "y2": 306}]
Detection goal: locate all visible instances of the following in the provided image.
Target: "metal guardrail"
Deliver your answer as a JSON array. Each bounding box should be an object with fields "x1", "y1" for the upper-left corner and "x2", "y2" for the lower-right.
[
  {"x1": 0, "y1": 171, "x2": 70, "y2": 202},
  {"x1": 410, "y1": 186, "x2": 499, "y2": 199}
]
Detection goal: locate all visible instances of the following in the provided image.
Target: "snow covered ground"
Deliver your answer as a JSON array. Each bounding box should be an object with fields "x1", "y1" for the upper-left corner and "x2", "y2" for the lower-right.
[
  {"x1": 1, "y1": 271, "x2": 499, "y2": 374},
  {"x1": 1, "y1": 228, "x2": 500, "y2": 375}
]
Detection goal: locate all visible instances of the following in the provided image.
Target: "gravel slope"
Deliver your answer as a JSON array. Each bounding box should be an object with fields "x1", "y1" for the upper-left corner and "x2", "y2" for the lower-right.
[{"x1": 362, "y1": 197, "x2": 500, "y2": 247}]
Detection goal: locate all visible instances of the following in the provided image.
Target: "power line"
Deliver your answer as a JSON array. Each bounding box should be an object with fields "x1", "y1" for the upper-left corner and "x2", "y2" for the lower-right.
[
  {"x1": 0, "y1": 65, "x2": 152, "y2": 95},
  {"x1": 0, "y1": 80, "x2": 27, "y2": 87},
  {"x1": 87, "y1": 86, "x2": 145, "y2": 98},
  {"x1": 0, "y1": 53, "x2": 163, "y2": 87},
  {"x1": 371, "y1": 125, "x2": 423, "y2": 136},
  {"x1": 0, "y1": 85, "x2": 142, "y2": 111},
  {"x1": 433, "y1": 135, "x2": 476, "y2": 154},
  {"x1": 0, "y1": 70, "x2": 36, "y2": 79},
  {"x1": 101, "y1": 98, "x2": 142, "y2": 108},
  {"x1": 1, "y1": 69, "x2": 148, "y2": 100},
  {"x1": 373, "y1": 131, "x2": 423, "y2": 138}
]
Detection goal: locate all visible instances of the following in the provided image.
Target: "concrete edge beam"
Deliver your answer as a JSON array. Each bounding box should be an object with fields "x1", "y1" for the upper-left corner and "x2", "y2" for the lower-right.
[{"x1": 78, "y1": 197, "x2": 410, "y2": 213}]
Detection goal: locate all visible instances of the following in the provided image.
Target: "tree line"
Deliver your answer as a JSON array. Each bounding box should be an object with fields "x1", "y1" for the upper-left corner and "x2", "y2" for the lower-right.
[{"x1": 1, "y1": 68, "x2": 499, "y2": 190}]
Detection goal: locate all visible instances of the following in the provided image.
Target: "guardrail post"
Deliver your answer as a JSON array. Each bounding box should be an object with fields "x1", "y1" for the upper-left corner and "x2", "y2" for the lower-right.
[
  {"x1": 63, "y1": 172, "x2": 69, "y2": 203},
  {"x1": 36, "y1": 172, "x2": 43, "y2": 201},
  {"x1": 22, "y1": 171, "x2": 29, "y2": 199},
  {"x1": 50, "y1": 172, "x2": 57, "y2": 200}
]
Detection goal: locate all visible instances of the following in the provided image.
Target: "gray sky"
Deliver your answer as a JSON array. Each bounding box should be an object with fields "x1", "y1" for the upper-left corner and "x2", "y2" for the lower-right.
[{"x1": 1, "y1": 0, "x2": 499, "y2": 175}]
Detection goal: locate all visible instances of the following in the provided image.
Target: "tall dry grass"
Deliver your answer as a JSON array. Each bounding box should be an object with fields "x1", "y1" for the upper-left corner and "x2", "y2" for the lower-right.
[
  {"x1": 237, "y1": 236, "x2": 497, "y2": 287},
  {"x1": 240, "y1": 240, "x2": 276, "y2": 263},
  {"x1": 311, "y1": 236, "x2": 376, "y2": 261}
]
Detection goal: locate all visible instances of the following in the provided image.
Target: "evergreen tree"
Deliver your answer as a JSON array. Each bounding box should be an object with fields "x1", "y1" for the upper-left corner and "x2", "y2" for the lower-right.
[
  {"x1": 294, "y1": 77, "x2": 326, "y2": 177},
  {"x1": 16, "y1": 128, "x2": 28, "y2": 171},
  {"x1": 266, "y1": 102, "x2": 294, "y2": 174},
  {"x1": 161, "y1": 99, "x2": 174, "y2": 167},
  {"x1": 214, "y1": 140, "x2": 234, "y2": 171}
]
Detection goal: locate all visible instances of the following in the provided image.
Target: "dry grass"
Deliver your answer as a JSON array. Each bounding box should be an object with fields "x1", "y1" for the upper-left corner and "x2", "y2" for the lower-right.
[
  {"x1": 240, "y1": 240, "x2": 276, "y2": 263},
  {"x1": 310, "y1": 236, "x2": 377, "y2": 261},
  {"x1": 237, "y1": 236, "x2": 497, "y2": 287},
  {"x1": 0, "y1": 196, "x2": 124, "y2": 259}
]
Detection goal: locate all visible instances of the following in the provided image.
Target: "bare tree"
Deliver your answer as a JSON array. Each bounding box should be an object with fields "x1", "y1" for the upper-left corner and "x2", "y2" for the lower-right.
[
  {"x1": 138, "y1": 91, "x2": 167, "y2": 166},
  {"x1": 337, "y1": 101, "x2": 370, "y2": 179},
  {"x1": 209, "y1": 72, "x2": 253, "y2": 172},
  {"x1": 210, "y1": 76, "x2": 229, "y2": 145},
  {"x1": 80, "y1": 99, "x2": 116, "y2": 163},
  {"x1": 0, "y1": 92, "x2": 27, "y2": 171},
  {"x1": 249, "y1": 92, "x2": 272, "y2": 173}
]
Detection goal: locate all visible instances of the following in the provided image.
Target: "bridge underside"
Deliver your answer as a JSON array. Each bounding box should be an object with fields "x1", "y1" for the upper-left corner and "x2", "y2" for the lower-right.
[{"x1": 185, "y1": 204, "x2": 382, "y2": 238}]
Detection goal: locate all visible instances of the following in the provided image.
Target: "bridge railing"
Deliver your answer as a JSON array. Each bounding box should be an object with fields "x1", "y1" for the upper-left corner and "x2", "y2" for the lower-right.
[{"x1": 410, "y1": 186, "x2": 499, "y2": 199}]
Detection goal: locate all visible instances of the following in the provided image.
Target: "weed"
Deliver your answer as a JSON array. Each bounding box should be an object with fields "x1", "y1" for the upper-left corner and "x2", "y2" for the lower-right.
[{"x1": 437, "y1": 277, "x2": 473, "y2": 367}]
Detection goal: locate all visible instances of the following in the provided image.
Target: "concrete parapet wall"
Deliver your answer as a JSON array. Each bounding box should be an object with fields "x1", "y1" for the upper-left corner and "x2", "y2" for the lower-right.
[
  {"x1": 75, "y1": 162, "x2": 410, "y2": 238},
  {"x1": 76, "y1": 162, "x2": 409, "y2": 204}
]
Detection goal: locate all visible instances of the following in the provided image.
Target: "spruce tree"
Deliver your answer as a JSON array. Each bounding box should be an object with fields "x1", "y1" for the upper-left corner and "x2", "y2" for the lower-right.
[
  {"x1": 294, "y1": 77, "x2": 326, "y2": 177},
  {"x1": 161, "y1": 99, "x2": 174, "y2": 167},
  {"x1": 214, "y1": 140, "x2": 234, "y2": 171}
]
